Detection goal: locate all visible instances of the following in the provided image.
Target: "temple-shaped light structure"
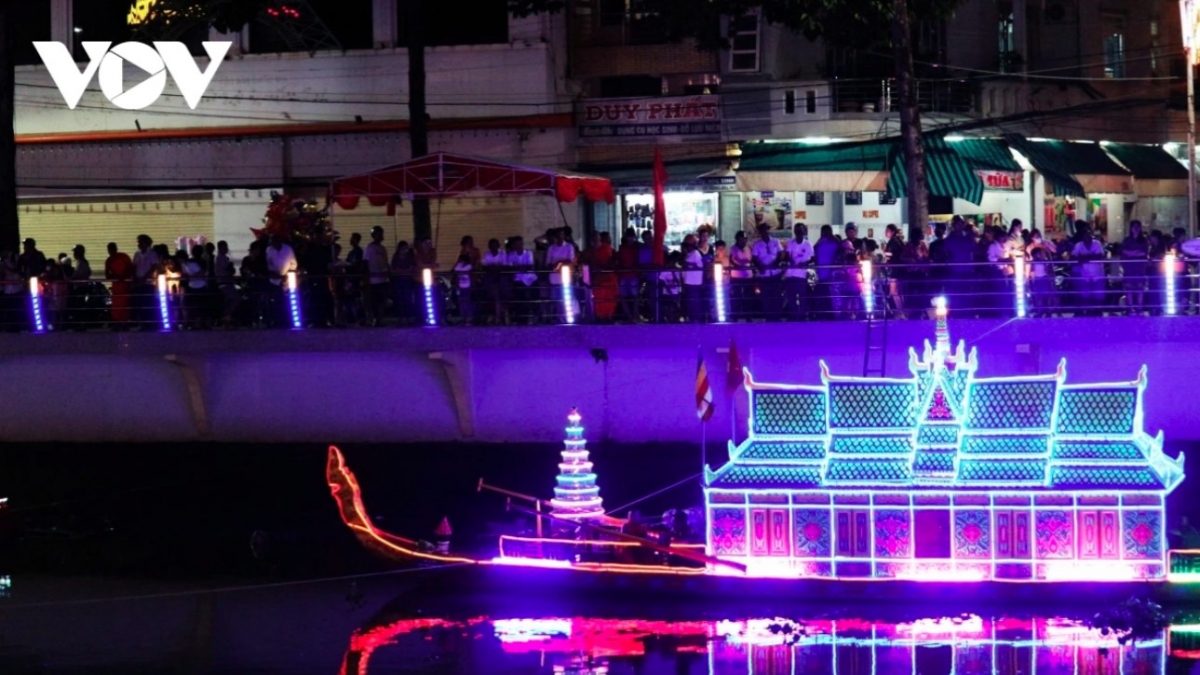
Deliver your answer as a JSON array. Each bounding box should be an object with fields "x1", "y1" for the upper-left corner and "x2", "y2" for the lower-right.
[
  {"x1": 549, "y1": 409, "x2": 605, "y2": 521},
  {"x1": 704, "y1": 299, "x2": 1185, "y2": 581}
]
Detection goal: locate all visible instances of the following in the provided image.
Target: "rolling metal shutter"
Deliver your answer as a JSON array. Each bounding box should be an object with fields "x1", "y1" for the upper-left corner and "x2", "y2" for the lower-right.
[
  {"x1": 18, "y1": 194, "x2": 214, "y2": 262},
  {"x1": 331, "y1": 196, "x2": 534, "y2": 269}
]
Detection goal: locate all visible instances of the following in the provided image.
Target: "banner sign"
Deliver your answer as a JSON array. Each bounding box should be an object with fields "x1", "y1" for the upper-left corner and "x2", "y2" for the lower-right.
[
  {"x1": 578, "y1": 96, "x2": 721, "y2": 142},
  {"x1": 978, "y1": 170, "x2": 1024, "y2": 191}
]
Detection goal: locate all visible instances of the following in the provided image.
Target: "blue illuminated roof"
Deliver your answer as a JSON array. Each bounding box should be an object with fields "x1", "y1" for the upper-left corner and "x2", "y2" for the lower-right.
[
  {"x1": 917, "y1": 425, "x2": 959, "y2": 446},
  {"x1": 963, "y1": 381, "x2": 1056, "y2": 430},
  {"x1": 738, "y1": 441, "x2": 826, "y2": 461},
  {"x1": 1049, "y1": 465, "x2": 1165, "y2": 489},
  {"x1": 705, "y1": 333, "x2": 1182, "y2": 493},
  {"x1": 829, "y1": 435, "x2": 914, "y2": 455},
  {"x1": 1056, "y1": 388, "x2": 1137, "y2": 435},
  {"x1": 825, "y1": 459, "x2": 912, "y2": 483},
  {"x1": 707, "y1": 464, "x2": 823, "y2": 489},
  {"x1": 827, "y1": 382, "x2": 918, "y2": 429},
  {"x1": 958, "y1": 459, "x2": 1046, "y2": 483},
  {"x1": 960, "y1": 435, "x2": 1050, "y2": 456}
]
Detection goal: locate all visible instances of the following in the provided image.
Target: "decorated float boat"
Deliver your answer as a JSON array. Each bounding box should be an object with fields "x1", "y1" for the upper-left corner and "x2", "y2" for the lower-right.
[{"x1": 327, "y1": 304, "x2": 1198, "y2": 601}]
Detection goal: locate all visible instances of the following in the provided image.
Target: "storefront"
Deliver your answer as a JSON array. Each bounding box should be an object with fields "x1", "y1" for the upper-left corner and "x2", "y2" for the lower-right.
[
  {"x1": 17, "y1": 192, "x2": 215, "y2": 261},
  {"x1": 587, "y1": 164, "x2": 737, "y2": 245}
]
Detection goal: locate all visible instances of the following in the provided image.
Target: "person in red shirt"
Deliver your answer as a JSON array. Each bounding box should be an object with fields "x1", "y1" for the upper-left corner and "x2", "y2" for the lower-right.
[{"x1": 105, "y1": 242, "x2": 134, "y2": 328}]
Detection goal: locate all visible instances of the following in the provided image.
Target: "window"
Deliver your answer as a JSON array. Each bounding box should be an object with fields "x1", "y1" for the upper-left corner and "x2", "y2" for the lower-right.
[
  {"x1": 1102, "y1": 14, "x2": 1126, "y2": 78},
  {"x1": 1077, "y1": 510, "x2": 1120, "y2": 559},
  {"x1": 998, "y1": 11, "x2": 1015, "y2": 73},
  {"x1": 784, "y1": 90, "x2": 795, "y2": 115},
  {"x1": 1150, "y1": 19, "x2": 1160, "y2": 75},
  {"x1": 834, "y1": 509, "x2": 870, "y2": 558},
  {"x1": 914, "y1": 509, "x2": 950, "y2": 559},
  {"x1": 750, "y1": 509, "x2": 791, "y2": 557},
  {"x1": 396, "y1": 0, "x2": 508, "y2": 48},
  {"x1": 805, "y1": 90, "x2": 817, "y2": 114},
  {"x1": 728, "y1": 12, "x2": 759, "y2": 72},
  {"x1": 994, "y1": 509, "x2": 1031, "y2": 559}
]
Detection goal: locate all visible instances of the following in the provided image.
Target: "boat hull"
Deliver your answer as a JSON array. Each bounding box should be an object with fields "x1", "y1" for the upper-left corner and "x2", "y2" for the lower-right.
[{"x1": 428, "y1": 561, "x2": 1200, "y2": 608}]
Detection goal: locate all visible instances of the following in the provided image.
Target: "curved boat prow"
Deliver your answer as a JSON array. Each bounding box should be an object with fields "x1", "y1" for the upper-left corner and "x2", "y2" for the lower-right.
[{"x1": 326, "y1": 446, "x2": 479, "y2": 564}]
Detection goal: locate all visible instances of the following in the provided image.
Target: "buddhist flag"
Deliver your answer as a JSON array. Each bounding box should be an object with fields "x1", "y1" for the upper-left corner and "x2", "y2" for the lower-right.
[
  {"x1": 696, "y1": 351, "x2": 714, "y2": 422},
  {"x1": 726, "y1": 337, "x2": 743, "y2": 396},
  {"x1": 652, "y1": 146, "x2": 668, "y2": 267}
]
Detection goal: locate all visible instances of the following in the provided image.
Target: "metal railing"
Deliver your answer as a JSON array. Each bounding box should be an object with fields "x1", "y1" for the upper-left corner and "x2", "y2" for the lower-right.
[
  {"x1": 1, "y1": 258, "x2": 1196, "y2": 332},
  {"x1": 830, "y1": 78, "x2": 975, "y2": 114}
]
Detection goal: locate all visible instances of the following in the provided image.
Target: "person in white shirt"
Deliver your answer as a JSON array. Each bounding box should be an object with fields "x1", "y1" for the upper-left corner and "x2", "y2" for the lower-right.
[
  {"x1": 1026, "y1": 229, "x2": 1056, "y2": 317},
  {"x1": 266, "y1": 233, "x2": 298, "y2": 327},
  {"x1": 453, "y1": 253, "x2": 474, "y2": 324},
  {"x1": 750, "y1": 222, "x2": 783, "y2": 319},
  {"x1": 681, "y1": 234, "x2": 704, "y2": 322},
  {"x1": 544, "y1": 228, "x2": 576, "y2": 323},
  {"x1": 507, "y1": 236, "x2": 537, "y2": 323},
  {"x1": 132, "y1": 234, "x2": 161, "y2": 327},
  {"x1": 364, "y1": 226, "x2": 390, "y2": 326},
  {"x1": 728, "y1": 230, "x2": 753, "y2": 321},
  {"x1": 1070, "y1": 222, "x2": 1107, "y2": 314},
  {"x1": 481, "y1": 238, "x2": 508, "y2": 324},
  {"x1": 782, "y1": 222, "x2": 814, "y2": 320}
]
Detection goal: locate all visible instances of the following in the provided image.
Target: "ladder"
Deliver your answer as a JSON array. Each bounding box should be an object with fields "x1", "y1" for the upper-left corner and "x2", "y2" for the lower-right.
[{"x1": 862, "y1": 309, "x2": 889, "y2": 377}]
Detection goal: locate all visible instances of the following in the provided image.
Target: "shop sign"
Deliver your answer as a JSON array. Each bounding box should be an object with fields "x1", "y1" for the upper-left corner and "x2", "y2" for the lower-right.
[
  {"x1": 863, "y1": 210, "x2": 880, "y2": 219},
  {"x1": 977, "y1": 170, "x2": 1024, "y2": 191},
  {"x1": 578, "y1": 95, "x2": 721, "y2": 142}
]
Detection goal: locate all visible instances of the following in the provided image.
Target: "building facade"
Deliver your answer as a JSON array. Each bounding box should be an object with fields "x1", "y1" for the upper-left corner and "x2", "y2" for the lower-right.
[
  {"x1": 12, "y1": 0, "x2": 1194, "y2": 260},
  {"x1": 16, "y1": 0, "x2": 576, "y2": 264},
  {"x1": 703, "y1": 310, "x2": 1186, "y2": 581}
]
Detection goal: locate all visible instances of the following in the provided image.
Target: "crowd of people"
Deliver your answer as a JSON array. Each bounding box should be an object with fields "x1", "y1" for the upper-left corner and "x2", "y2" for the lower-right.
[{"x1": 0, "y1": 215, "x2": 1194, "y2": 331}]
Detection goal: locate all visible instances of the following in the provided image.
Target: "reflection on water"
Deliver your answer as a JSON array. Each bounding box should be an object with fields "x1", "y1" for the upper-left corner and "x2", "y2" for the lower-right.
[{"x1": 344, "y1": 614, "x2": 1184, "y2": 675}]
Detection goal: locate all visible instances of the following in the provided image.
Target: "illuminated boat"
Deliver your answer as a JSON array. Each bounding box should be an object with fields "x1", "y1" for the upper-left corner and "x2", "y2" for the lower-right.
[{"x1": 327, "y1": 302, "x2": 1197, "y2": 600}]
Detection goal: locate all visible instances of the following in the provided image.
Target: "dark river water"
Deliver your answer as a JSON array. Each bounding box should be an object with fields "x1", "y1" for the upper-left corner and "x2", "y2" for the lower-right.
[{"x1": 0, "y1": 442, "x2": 1194, "y2": 673}]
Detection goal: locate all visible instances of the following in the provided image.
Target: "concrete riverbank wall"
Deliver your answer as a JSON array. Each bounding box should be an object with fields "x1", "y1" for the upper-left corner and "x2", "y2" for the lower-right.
[{"x1": 1, "y1": 317, "x2": 1198, "y2": 445}]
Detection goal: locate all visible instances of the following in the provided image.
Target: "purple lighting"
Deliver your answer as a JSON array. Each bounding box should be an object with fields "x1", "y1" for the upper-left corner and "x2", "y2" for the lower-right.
[{"x1": 703, "y1": 304, "x2": 1185, "y2": 582}]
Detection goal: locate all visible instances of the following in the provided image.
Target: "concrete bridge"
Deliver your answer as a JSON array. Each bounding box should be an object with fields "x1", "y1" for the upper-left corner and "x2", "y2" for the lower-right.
[{"x1": 0, "y1": 317, "x2": 1196, "y2": 445}]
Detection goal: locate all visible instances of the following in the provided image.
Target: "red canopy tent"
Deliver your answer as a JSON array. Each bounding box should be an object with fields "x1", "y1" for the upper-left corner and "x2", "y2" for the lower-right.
[{"x1": 330, "y1": 152, "x2": 615, "y2": 209}]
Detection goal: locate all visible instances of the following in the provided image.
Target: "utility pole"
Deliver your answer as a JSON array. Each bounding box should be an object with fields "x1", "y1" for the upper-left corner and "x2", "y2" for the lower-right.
[
  {"x1": 1184, "y1": 0, "x2": 1198, "y2": 237},
  {"x1": 0, "y1": 2, "x2": 17, "y2": 253},
  {"x1": 1189, "y1": 52, "x2": 1197, "y2": 238},
  {"x1": 406, "y1": 0, "x2": 432, "y2": 242},
  {"x1": 891, "y1": 0, "x2": 927, "y2": 235}
]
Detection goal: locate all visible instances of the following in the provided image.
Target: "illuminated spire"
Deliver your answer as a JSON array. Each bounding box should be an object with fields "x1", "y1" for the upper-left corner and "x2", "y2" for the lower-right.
[
  {"x1": 549, "y1": 409, "x2": 605, "y2": 521},
  {"x1": 933, "y1": 296, "x2": 950, "y2": 357}
]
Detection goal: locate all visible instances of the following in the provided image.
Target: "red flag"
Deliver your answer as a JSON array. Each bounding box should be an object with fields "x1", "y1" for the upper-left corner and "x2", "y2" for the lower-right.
[
  {"x1": 652, "y1": 146, "x2": 668, "y2": 267},
  {"x1": 695, "y1": 352, "x2": 714, "y2": 422},
  {"x1": 726, "y1": 337, "x2": 743, "y2": 396}
]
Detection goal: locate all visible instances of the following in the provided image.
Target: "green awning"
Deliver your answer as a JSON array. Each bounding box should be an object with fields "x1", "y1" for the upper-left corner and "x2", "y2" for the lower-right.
[
  {"x1": 1103, "y1": 143, "x2": 1188, "y2": 180},
  {"x1": 949, "y1": 138, "x2": 1022, "y2": 172},
  {"x1": 737, "y1": 139, "x2": 892, "y2": 172},
  {"x1": 887, "y1": 135, "x2": 985, "y2": 205},
  {"x1": 577, "y1": 161, "x2": 735, "y2": 192},
  {"x1": 1002, "y1": 134, "x2": 1090, "y2": 197}
]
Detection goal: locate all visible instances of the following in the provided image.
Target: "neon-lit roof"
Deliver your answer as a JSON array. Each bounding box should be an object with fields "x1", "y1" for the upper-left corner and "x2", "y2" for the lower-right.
[{"x1": 707, "y1": 321, "x2": 1185, "y2": 493}]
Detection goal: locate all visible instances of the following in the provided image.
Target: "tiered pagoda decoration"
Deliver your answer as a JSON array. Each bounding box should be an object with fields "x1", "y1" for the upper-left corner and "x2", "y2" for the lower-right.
[
  {"x1": 549, "y1": 409, "x2": 605, "y2": 521},
  {"x1": 704, "y1": 301, "x2": 1186, "y2": 581}
]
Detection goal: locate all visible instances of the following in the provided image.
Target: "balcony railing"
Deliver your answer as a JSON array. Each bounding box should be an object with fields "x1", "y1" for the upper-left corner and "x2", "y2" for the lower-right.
[{"x1": 831, "y1": 78, "x2": 976, "y2": 115}]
